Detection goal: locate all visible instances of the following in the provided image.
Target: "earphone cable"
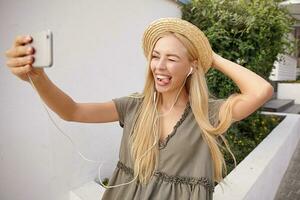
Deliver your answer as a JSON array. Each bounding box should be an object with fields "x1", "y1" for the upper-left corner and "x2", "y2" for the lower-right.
[{"x1": 25, "y1": 67, "x2": 191, "y2": 189}]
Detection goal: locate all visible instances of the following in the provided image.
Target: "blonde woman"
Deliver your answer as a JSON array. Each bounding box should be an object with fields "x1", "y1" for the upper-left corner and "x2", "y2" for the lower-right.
[{"x1": 5, "y1": 18, "x2": 273, "y2": 200}]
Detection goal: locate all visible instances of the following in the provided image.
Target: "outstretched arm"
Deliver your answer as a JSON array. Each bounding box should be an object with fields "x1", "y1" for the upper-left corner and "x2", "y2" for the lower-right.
[
  {"x1": 28, "y1": 72, "x2": 119, "y2": 123},
  {"x1": 212, "y1": 52, "x2": 274, "y2": 121},
  {"x1": 5, "y1": 35, "x2": 119, "y2": 123}
]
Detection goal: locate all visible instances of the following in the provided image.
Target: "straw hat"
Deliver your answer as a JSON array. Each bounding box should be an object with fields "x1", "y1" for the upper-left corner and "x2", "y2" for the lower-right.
[{"x1": 142, "y1": 17, "x2": 213, "y2": 73}]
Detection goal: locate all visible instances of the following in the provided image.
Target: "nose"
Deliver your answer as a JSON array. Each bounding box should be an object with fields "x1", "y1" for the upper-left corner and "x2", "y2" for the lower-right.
[{"x1": 155, "y1": 58, "x2": 167, "y2": 70}]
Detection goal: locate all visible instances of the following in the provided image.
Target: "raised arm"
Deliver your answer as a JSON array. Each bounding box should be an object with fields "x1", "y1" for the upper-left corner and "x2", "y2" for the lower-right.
[
  {"x1": 5, "y1": 35, "x2": 119, "y2": 123},
  {"x1": 212, "y1": 52, "x2": 274, "y2": 121}
]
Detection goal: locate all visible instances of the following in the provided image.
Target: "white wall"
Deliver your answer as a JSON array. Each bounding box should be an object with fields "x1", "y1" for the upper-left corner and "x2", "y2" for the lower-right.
[
  {"x1": 269, "y1": 54, "x2": 297, "y2": 81},
  {"x1": 0, "y1": 1, "x2": 181, "y2": 200},
  {"x1": 278, "y1": 83, "x2": 300, "y2": 104}
]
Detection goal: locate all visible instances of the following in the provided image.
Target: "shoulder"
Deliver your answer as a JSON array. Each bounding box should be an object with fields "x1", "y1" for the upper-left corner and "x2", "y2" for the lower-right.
[
  {"x1": 112, "y1": 93, "x2": 144, "y2": 113},
  {"x1": 112, "y1": 92, "x2": 143, "y2": 110},
  {"x1": 112, "y1": 92, "x2": 144, "y2": 127}
]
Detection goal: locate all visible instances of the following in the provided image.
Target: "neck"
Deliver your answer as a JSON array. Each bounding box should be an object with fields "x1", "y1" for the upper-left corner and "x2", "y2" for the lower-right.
[{"x1": 159, "y1": 87, "x2": 189, "y2": 110}]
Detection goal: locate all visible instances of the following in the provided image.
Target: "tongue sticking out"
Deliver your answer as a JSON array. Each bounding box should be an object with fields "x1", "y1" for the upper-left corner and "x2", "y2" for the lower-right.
[
  {"x1": 156, "y1": 75, "x2": 172, "y2": 86},
  {"x1": 161, "y1": 78, "x2": 170, "y2": 84}
]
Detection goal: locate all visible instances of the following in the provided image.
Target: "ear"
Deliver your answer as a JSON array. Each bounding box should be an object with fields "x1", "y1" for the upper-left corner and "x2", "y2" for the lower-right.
[{"x1": 191, "y1": 60, "x2": 198, "y2": 69}]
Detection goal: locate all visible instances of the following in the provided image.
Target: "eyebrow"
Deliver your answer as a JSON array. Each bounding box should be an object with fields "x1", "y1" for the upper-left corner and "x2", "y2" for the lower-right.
[{"x1": 152, "y1": 50, "x2": 181, "y2": 59}]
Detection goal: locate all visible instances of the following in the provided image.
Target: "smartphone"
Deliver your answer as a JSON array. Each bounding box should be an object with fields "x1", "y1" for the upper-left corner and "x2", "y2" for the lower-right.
[{"x1": 28, "y1": 30, "x2": 53, "y2": 68}]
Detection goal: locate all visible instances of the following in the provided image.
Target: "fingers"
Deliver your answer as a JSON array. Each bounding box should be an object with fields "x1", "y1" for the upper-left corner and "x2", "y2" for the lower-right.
[
  {"x1": 6, "y1": 55, "x2": 34, "y2": 68},
  {"x1": 14, "y1": 35, "x2": 32, "y2": 47},
  {"x1": 5, "y1": 35, "x2": 35, "y2": 69},
  {"x1": 5, "y1": 45, "x2": 34, "y2": 58},
  {"x1": 5, "y1": 35, "x2": 35, "y2": 81},
  {"x1": 6, "y1": 35, "x2": 34, "y2": 58}
]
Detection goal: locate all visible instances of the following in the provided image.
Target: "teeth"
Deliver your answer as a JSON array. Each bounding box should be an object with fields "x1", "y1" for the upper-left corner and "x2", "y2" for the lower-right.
[{"x1": 156, "y1": 75, "x2": 171, "y2": 79}]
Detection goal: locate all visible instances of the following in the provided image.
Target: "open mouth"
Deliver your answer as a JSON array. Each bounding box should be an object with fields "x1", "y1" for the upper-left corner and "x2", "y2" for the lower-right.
[{"x1": 156, "y1": 74, "x2": 172, "y2": 86}]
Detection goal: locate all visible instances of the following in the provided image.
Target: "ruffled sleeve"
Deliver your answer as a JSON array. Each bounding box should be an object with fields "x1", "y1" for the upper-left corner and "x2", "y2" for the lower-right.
[
  {"x1": 112, "y1": 94, "x2": 142, "y2": 128},
  {"x1": 112, "y1": 96, "x2": 131, "y2": 128}
]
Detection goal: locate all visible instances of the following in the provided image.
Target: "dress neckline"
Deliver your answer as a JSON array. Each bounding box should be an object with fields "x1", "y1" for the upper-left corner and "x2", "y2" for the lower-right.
[{"x1": 158, "y1": 101, "x2": 191, "y2": 150}]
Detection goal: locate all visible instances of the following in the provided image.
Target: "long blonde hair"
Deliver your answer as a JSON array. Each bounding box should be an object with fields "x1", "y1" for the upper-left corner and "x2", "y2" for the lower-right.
[{"x1": 129, "y1": 32, "x2": 237, "y2": 185}]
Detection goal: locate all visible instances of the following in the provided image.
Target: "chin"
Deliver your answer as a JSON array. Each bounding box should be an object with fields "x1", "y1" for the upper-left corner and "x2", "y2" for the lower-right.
[{"x1": 155, "y1": 82, "x2": 173, "y2": 93}]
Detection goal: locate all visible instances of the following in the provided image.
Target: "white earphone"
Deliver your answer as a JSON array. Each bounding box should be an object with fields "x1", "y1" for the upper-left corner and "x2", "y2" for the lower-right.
[
  {"x1": 26, "y1": 64, "x2": 194, "y2": 189},
  {"x1": 187, "y1": 67, "x2": 193, "y2": 76},
  {"x1": 153, "y1": 90, "x2": 157, "y2": 103}
]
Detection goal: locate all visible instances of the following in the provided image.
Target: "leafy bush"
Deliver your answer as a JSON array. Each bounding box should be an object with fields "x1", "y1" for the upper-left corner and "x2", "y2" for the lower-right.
[
  {"x1": 181, "y1": 0, "x2": 293, "y2": 174},
  {"x1": 222, "y1": 113, "x2": 284, "y2": 172}
]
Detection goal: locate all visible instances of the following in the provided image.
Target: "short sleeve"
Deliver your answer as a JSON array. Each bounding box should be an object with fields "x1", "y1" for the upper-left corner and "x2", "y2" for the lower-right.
[
  {"x1": 112, "y1": 96, "x2": 130, "y2": 128},
  {"x1": 208, "y1": 99, "x2": 225, "y2": 126}
]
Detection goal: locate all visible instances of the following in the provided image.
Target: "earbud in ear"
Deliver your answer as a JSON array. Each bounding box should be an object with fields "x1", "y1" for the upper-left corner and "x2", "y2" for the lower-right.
[{"x1": 187, "y1": 67, "x2": 193, "y2": 76}]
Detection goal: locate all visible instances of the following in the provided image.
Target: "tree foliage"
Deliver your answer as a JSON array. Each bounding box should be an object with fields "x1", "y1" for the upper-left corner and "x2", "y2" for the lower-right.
[{"x1": 182, "y1": 0, "x2": 294, "y2": 97}]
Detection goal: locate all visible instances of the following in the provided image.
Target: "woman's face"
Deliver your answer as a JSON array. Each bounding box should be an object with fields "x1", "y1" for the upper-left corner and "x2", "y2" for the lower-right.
[{"x1": 150, "y1": 34, "x2": 193, "y2": 94}]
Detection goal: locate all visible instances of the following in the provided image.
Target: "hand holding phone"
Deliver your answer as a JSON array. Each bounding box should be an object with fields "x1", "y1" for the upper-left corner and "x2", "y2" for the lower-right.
[
  {"x1": 5, "y1": 30, "x2": 53, "y2": 82},
  {"x1": 28, "y1": 30, "x2": 53, "y2": 68}
]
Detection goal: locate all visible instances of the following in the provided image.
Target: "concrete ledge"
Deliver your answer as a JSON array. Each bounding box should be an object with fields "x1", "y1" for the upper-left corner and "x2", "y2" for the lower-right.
[
  {"x1": 278, "y1": 83, "x2": 300, "y2": 104},
  {"x1": 69, "y1": 181, "x2": 105, "y2": 200},
  {"x1": 213, "y1": 113, "x2": 300, "y2": 200}
]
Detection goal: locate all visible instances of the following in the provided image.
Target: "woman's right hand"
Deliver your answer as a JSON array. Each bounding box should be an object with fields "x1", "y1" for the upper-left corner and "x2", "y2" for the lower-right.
[{"x1": 5, "y1": 35, "x2": 45, "y2": 82}]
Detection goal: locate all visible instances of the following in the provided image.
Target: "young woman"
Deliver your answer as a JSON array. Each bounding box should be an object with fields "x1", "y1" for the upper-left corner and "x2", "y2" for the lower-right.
[{"x1": 5, "y1": 18, "x2": 273, "y2": 200}]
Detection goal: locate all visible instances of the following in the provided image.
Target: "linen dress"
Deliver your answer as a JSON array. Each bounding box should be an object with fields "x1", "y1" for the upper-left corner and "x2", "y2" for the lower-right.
[{"x1": 101, "y1": 95, "x2": 223, "y2": 200}]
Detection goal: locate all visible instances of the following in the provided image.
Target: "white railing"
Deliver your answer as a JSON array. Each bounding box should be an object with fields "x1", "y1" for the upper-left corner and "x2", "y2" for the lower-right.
[
  {"x1": 70, "y1": 181, "x2": 105, "y2": 200},
  {"x1": 213, "y1": 113, "x2": 300, "y2": 200}
]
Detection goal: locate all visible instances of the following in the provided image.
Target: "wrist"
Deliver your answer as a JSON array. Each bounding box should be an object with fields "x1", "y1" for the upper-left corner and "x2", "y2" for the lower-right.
[
  {"x1": 212, "y1": 53, "x2": 224, "y2": 69},
  {"x1": 27, "y1": 69, "x2": 47, "y2": 84}
]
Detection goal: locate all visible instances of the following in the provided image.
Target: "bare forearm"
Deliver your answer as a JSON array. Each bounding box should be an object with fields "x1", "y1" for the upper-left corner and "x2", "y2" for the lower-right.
[
  {"x1": 212, "y1": 54, "x2": 273, "y2": 98},
  {"x1": 28, "y1": 72, "x2": 76, "y2": 121}
]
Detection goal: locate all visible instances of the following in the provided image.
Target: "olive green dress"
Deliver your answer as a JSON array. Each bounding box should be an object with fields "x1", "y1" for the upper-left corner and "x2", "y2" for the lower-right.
[{"x1": 101, "y1": 95, "x2": 223, "y2": 200}]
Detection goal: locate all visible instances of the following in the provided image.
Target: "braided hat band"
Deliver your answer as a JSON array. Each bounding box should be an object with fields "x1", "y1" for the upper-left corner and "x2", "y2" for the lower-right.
[{"x1": 142, "y1": 17, "x2": 213, "y2": 73}]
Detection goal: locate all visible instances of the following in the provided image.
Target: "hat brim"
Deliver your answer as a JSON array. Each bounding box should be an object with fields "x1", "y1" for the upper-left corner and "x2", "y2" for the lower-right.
[{"x1": 142, "y1": 17, "x2": 213, "y2": 73}]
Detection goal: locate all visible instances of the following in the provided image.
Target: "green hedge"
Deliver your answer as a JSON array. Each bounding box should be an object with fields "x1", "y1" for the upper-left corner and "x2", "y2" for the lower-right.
[
  {"x1": 222, "y1": 113, "x2": 283, "y2": 172},
  {"x1": 181, "y1": 0, "x2": 293, "y2": 173}
]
